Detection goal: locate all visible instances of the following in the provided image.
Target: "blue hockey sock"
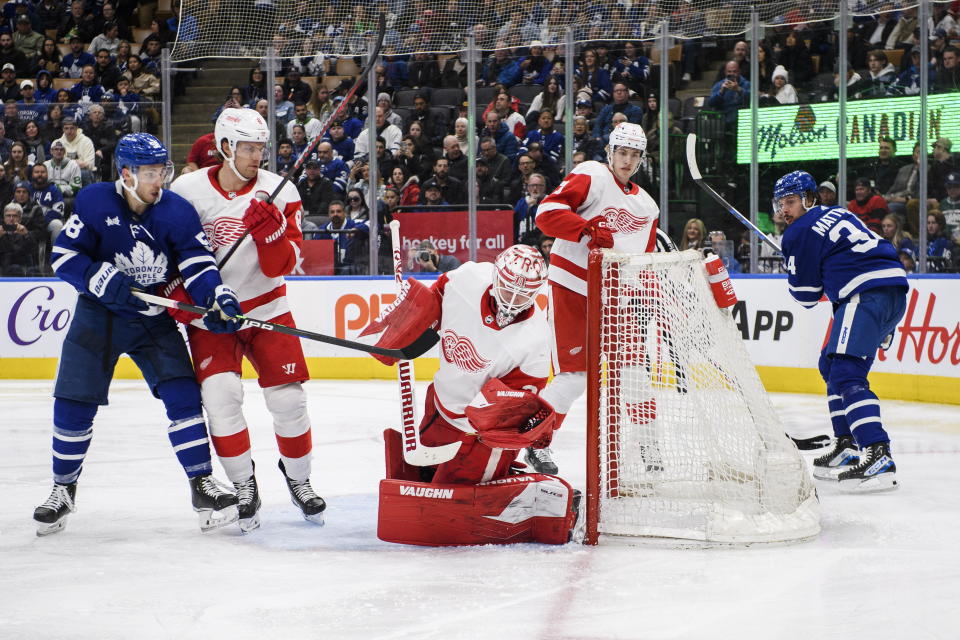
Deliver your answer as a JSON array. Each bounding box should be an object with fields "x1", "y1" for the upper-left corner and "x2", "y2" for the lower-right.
[
  {"x1": 52, "y1": 398, "x2": 99, "y2": 484},
  {"x1": 157, "y1": 378, "x2": 213, "y2": 478},
  {"x1": 829, "y1": 355, "x2": 889, "y2": 448},
  {"x1": 826, "y1": 387, "x2": 851, "y2": 438}
]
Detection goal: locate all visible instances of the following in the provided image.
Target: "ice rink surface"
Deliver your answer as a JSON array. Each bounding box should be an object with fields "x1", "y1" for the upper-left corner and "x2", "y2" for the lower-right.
[{"x1": 1, "y1": 379, "x2": 958, "y2": 640}]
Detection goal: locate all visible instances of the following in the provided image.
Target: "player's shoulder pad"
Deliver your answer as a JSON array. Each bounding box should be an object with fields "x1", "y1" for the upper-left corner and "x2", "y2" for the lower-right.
[
  {"x1": 169, "y1": 166, "x2": 210, "y2": 196},
  {"x1": 571, "y1": 160, "x2": 608, "y2": 178},
  {"x1": 74, "y1": 181, "x2": 120, "y2": 215}
]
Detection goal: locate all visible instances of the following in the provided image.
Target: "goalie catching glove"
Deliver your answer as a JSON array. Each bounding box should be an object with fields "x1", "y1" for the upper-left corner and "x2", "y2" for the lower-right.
[
  {"x1": 360, "y1": 276, "x2": 440, "y2": 365},
  {"x1": 464, "y1": 378, "x2": 557, "y2": 449}
]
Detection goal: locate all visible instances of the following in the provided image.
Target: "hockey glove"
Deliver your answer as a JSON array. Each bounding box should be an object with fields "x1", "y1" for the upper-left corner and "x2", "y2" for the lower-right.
[
  {"x1": 243, "y1": 192, "x2": 287, "y2": 244},
  {"x1": 581, "y1": 216, "x2": 614, "y2": 249},
  {"x1": 465, "y1": 379, "x2": 557, "y2": 449},
  {"x1": 203, "y1": 284, "x2": 244, "y2": 333},
  {"x1": 85, "y1": 262, "x2": 149, "y2": 314}
]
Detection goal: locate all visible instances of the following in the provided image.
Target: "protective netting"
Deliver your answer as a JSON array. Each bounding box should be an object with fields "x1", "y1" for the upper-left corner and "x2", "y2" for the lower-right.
[
  {"x1": 588, "y1": 250, "x2": 819, "y2": 544},
  {"x1": 170, "y1": 0, "x2": 924, "y2": 61}
]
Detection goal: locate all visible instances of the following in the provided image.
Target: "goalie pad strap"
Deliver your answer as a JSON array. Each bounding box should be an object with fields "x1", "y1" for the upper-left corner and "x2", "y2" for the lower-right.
[{"x1": 377, "y1": 475, "x2": 575, "y2": 546}]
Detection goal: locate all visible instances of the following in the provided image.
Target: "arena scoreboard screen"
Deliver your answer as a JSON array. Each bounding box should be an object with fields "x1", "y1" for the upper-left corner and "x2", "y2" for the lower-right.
[{"x1": 737, "y1": 93, "x2": 960, "y2": 164}]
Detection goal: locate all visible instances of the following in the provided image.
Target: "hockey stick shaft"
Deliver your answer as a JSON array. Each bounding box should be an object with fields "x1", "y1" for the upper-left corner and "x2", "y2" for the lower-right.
[
  {"x1": 685, "y1": 133, "x2": 782, "y2": 254},
  {"x1": 132, "y1": 290, "x2": 438, "y2": 360},
  {"x1": 217, "y1": 13, "x2": 388, "y2": 271},
  {"x1": 388, "y1": 220, "x2": 460, "y2": 466}
]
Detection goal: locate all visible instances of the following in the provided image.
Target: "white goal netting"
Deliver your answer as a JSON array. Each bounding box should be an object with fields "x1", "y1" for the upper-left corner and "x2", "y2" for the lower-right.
[
  {"x1": 586, "y1": 250, "x2": 819, "y2": 545},
  {"x1": 170, "y1": 1, "x2": 925, "y2": 61}
]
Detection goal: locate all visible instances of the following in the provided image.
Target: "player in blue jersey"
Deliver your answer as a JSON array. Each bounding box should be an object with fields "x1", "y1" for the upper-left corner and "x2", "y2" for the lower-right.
[
  {"x1": 32, "y1": 134, "x2": 246, "y2": 535},
  {"x1": 775, "y1": 170, "x2": 908, "y2": 493}
]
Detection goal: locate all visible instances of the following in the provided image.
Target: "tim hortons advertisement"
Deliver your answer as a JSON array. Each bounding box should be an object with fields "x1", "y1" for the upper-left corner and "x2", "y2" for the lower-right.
[
  {"x1": 2, "y1": 276, "x2": 958, "y2": 383},
  {"x1": 730, "y1": 277, "x2": 960, "y2": 378}
]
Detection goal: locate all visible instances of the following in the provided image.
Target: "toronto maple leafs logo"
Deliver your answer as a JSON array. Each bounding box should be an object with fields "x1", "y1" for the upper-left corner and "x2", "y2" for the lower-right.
[
  {"x1": 114, "y1": 241, "x2": 168, "y2": 285},
  {"x1": 205, "y1": 217, "x2": 245, "y2": 252},
  {"x1": 441, "y1": 330, "x2": 491, "y2": 373},
  {"x1": 600, "y1": 207, "x2": 648, "y2": 234}
]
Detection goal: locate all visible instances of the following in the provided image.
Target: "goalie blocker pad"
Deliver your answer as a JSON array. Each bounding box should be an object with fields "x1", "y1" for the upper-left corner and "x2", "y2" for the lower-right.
[
  {"x1": 378, "y1": 474, "x2": 577, "y2": 546},
  {"x1": 360, "y1": 277, "x2": 440, "y2": 365}
]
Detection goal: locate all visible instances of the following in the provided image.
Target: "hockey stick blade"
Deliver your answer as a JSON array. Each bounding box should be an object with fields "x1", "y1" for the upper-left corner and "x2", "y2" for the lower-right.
[
  {"x1": 790, "y1": 434, "x2": 832, "y2": 450},
  {"x1": 216, "y1": 13, "x2": 389, "y2": 271},
  {"x1": 685, "y1": 133, "x2": 782, "y2": 254},
  {"x1": 132, "y1": 290, "x2": 438, "y2": 360}
]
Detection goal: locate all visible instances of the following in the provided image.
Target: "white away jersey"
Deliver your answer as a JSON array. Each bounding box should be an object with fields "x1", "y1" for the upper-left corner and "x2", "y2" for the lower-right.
[
  {"x1": 536, "y1": 160, "x2": 659, "y2": 295},
  {"x1": 170, "y1": 166, "x2": 304, "y2": 321},
  {"x1": 431, "y1": 261, "x2": 551, "y2": 433}
]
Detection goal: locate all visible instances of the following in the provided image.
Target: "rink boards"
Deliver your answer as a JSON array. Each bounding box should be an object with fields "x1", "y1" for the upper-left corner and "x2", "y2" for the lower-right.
[{"x1": 1, "y1": 275, "x2": 957, "y2": 405}]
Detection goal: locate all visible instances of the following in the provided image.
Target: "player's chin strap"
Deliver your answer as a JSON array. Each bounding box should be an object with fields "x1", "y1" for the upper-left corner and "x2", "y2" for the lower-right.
[
  {"x1": 223, "y1": 142, "x2": 247, "y2": 182},
  {"x1": 118, "y1": 173, "x2": 162, "y2": 206}
]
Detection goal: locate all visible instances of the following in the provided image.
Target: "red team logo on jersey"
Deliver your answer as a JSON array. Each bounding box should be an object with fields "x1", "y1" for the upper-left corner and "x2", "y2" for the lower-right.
[
  {"x1": 205, "y1": 217, "x2": 246, "y2": 251},
  {"x1": 600, "y1": 207, "x2": 648, "y2": 234},
  {"x1": 441, "y1": 330, "x2": 491, "y2": 373}
]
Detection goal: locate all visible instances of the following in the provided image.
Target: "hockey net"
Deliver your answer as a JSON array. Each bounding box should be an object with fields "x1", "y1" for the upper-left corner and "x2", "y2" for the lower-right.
[
  {"x1": 585, "y1": 249, "x2": 819, "y2": 545},
  {"x1": 170, "y1": 1, "x2": 923, "y2": 61}
]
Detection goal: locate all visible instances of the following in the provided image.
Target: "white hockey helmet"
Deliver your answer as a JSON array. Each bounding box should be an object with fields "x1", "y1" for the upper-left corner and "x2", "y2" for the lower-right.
[
  {"x1": 608, "y1": 122, "x2": 647, "y2": 153},
  {"x1": 491, "y1": 244, "x2": 547, "y2": 327},
  {"x1": 214, "y1": 107, "x2": 270, "y2": 180}
]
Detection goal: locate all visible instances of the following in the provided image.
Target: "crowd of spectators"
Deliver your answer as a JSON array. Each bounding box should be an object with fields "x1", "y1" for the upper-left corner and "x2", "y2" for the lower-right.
[
  {"x1": 0, "y1": 0, "x2": 171, "y2": 276},
  {"x1": 6, "y1": 1, "x2": 960, "y2": 276}
]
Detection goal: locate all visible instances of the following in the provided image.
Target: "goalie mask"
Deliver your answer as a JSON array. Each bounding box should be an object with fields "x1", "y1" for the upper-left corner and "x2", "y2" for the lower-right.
[
  {"x1": 491, "y1": 245, "x2": 546, "y2": 327},
  {"x1": 215, "y1": 107, "x2": 270, "y2": 181}
]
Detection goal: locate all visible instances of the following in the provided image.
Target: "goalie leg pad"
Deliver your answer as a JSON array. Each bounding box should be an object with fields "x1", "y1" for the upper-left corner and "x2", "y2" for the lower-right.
[
  {"x1": 377, "y1": 474, "x2": 577, "y2": 546},
  {"x1": 383, "y1": 429, "x2": 426, "y2": 482}
]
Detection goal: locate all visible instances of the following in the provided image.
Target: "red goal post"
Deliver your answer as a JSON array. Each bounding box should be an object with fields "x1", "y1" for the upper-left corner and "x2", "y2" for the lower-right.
[{"x1": 585, "y1": 249, "x2": 820, "y2": 546}]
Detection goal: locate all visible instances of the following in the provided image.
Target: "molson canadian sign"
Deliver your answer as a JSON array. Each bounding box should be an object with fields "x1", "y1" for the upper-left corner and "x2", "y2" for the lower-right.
[{"x1": 736, "y1": 93, "x2": 960, "y2": 163}]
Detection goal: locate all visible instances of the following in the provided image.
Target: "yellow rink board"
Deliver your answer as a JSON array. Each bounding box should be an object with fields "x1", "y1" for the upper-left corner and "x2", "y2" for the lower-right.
[{"x1": 2, "y1": 358, "x2": 957, "y2": 406}]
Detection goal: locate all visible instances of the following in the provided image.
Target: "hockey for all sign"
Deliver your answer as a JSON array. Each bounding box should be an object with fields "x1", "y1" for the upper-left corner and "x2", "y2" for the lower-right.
[{"x1": 736, "y1": 93, "x2": 960, "y2": 164}]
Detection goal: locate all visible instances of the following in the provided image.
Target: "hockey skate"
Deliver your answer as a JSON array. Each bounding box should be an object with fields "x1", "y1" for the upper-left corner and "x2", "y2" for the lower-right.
[
  {"x1": 33, "y1": 482, "x2": 77, "y2": 536},
  {"x1": 837, "y1": 442, "x2": 898, "y2": 493},
  {"x1": 525, "y1": 446, "x2": 559, "y2": 475},
  {"x1": 569, "y1": 489, "x2": 586, "y2": 544},
  {"x1": 812, "y1": 435, "x2": 860, "y2": 480},
  {"x1": 233, "y1": 472, "x2": 262, "y2": 533},
  {"x1": 189, "y1": 474, "x2": 239, "y2": 532},
  {"x1": 278, "y1": 460, "x2": 326, "y2": 525}
]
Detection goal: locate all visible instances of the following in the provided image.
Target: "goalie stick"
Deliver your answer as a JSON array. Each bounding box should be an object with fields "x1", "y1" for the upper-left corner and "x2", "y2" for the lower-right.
[
  {"x1": 217, "y1": 13, "x2": 388, "y2": 271},
  {"x1": 685, "y1": 133, "x2": 782, "y2": 254},
  {"x1": 388, "y1": 220, "x2": 461, "y2": 466},
  {"x1": 131, "y1": 290, "x2": 438, "y2": 360}
]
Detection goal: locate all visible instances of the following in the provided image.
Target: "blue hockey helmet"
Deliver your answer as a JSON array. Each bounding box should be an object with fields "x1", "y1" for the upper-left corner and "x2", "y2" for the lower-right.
[
  {"x1": 773, "y1": 170, "x2": 818, "y2": 216},
  {"x1": 115, "y1": 133, "x2": 170, "y2": 174},
  {"x1": 116, "y1": 133, "x2": 174, "y2": 205}
]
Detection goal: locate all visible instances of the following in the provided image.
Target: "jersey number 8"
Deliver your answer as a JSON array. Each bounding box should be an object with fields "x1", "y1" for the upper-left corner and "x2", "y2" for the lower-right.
[{"x1": 63, "y1": 214, "x2": 85, "y2": 240}]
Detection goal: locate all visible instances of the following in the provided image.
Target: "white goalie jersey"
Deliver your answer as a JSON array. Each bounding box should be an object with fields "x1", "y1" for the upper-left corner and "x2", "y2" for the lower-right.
[
  {"x1": 430, "y1": 261, "x2": 551, "y2": 433},
  {"x1": 170, "y1": 166, "x2": 304, "y2": 321}
]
